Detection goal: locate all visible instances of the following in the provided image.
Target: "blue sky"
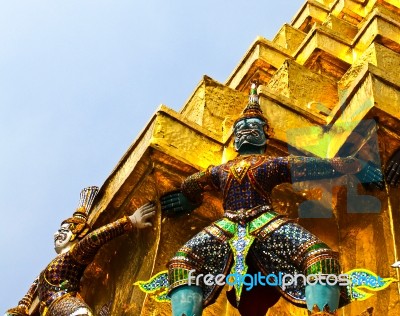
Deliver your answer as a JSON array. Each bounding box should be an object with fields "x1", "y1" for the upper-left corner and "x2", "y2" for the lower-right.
[{"x1": 0, "y1": 0, "x2": 304, "y2": 312}]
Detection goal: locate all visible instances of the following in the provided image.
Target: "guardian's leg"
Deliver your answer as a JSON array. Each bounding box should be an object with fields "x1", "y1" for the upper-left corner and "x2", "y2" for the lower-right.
[
  {"x1": 168, "y1": 226, "x2": 232, "y2": 316},
  {"x1": 171, "y1": 285, "x2": 203, "y2": 316},
  {"x1": 251, "y1": 220, "x2": 342, "y2": 315}
]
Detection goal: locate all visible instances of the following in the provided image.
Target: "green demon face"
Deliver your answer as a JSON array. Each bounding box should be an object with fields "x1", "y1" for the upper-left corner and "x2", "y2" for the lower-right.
[{"x1": 233, "y1": 117, "x2": 267, "y2": 154}]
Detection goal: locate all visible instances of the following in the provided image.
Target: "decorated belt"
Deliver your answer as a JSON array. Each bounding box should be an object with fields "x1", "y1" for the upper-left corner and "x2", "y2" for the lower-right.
[
  {"x1": 224, "y1": 205, "x2": 272, "y2": 224},
  {"x1": 214, "y1": 208, "x2": 285, "y2": 238},
  {"x1": 40, "y1": 273, "x2": 79, "y2": 293}
]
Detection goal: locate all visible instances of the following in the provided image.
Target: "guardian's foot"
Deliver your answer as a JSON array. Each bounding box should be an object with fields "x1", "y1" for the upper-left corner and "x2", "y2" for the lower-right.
[{"x1": 306, "y1": 284, "x2": 339, "y2": 315}]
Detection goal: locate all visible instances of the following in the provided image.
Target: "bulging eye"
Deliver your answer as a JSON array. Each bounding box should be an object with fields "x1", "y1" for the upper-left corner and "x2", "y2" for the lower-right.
[{"x1": 249, "y1": 122, "x2": 261, "y2": 128}]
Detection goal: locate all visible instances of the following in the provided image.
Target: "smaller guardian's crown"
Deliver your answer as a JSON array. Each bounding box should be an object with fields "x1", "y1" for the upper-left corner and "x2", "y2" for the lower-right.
[
  {"x1": 61, "y1": 186, "x2": 99, "y2": 239},
  {"x1": 74, "y1": 186, "x2": 99, "y2": 219}
]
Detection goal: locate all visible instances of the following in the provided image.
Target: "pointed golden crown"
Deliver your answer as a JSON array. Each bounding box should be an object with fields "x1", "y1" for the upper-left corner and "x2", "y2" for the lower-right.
[{"x1": 234, "y1": 81, "x2": 268, "y2": 126}]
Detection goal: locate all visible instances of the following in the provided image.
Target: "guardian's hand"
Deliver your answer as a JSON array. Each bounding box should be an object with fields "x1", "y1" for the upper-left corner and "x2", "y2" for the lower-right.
[
  {"x1": 385, "y1": 149, "x2": 400, "y2": 187},
  {"x1": 160, "y1": 191, "x2": 201, "y2": 217},
  {"x1": 356, "y1": 160, "x2": 384, "y2": 190},
  {"x1": 129, "y1": 203, "x2": 156, "y2": 229}
]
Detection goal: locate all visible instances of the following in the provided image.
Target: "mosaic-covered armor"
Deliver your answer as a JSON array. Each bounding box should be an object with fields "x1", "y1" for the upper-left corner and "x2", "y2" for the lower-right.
[{"x1": 168, "y1": 154, "x2": 356, "y2": 306}]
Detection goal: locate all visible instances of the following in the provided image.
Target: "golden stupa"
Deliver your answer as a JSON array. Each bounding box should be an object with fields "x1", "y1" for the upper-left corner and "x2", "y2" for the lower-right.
[{"x1": 28, "y1": 0, "x2": 400, "y2": 315}]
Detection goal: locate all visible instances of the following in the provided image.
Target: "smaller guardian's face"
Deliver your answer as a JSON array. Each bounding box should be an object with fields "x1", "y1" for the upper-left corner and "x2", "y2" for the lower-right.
[
  {"x1": 54, "y1": 223, "x2": 74, "y2": 254},
  {"x1": 233, "y1": 117, "x2": 267, "y2": 153}
]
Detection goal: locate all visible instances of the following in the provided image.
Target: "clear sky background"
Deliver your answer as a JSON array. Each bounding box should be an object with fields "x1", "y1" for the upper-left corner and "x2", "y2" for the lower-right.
[{"x1": 0, "y1": 0, "x2": 305, "y2": 312}]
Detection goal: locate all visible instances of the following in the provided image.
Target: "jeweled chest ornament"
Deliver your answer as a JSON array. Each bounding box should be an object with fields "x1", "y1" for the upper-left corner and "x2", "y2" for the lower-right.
[{"x1": 230, "y1": 159, "x2": 251, "y2": 183}]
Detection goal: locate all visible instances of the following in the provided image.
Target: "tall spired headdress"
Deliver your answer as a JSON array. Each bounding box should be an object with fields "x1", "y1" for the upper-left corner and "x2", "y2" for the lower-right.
[
  {"x1": 234, "y1": 81, "x2": 270, "y2": 137},
  {"x1": 73, "y1": 186, "x2": 99, "y2": 220},
  {"x1": 61, "y1": 186, "x2": 99, "y2": 239}
]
